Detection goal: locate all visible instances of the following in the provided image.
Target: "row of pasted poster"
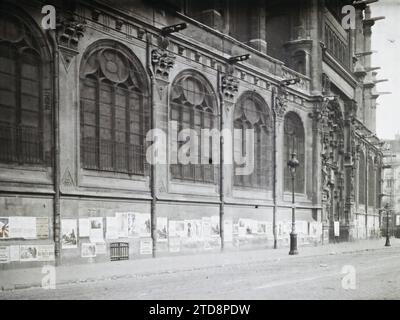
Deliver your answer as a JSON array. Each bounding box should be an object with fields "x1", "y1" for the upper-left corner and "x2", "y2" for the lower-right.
[
  {"x1": 61, "y1": 213, "x2": 152, "y2": 249},
  {"x1": 62, "y1": 213, "x2": 323, "y2": 249},
  {"x1": 0, "y1": 244, "x2": 54, "y2": 263},
  {"x1": 80, "y1": 238, "x2": 153, "y2": 258},
  {"x1": 0, "y1": 217, "x2": 49, "y2": 240}
]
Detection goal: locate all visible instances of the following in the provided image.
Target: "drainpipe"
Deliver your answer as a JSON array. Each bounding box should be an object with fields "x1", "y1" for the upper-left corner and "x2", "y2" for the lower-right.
[
  {"x1": 217, "y1": 65, "x2": 225, "y2": 251},
  {"x1": 146, "y1": 34, "x2": 157, "y2": 258},
  {"x1": 272, "y1": 87, "x2": 278, "y2": 249},
  {"x1": 49, "y1": 30, "x2": 61, "y2": 266}
]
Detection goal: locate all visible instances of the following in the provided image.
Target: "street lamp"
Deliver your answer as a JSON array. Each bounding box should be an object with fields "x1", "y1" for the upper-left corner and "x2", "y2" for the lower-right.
[
  {"x1": 288, "y1": 152, "x2": 300, "y2": 255},
  {"x1": 384, "y1": 203, "x2": 391, "y2": 247}
]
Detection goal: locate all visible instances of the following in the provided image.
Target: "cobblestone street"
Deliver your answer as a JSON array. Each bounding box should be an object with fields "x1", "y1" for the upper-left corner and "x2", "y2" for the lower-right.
[{"x1": 2, "y1": 240, "x2": 400, "y2": 300}]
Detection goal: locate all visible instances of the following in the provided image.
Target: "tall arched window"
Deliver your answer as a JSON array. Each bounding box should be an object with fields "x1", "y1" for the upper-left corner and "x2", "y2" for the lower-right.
[
  {"x1": 368, "y1": 157, "x2": 375, "y2": 207},
  {"x1": 0, "y1": 11, "x2": 51, "y2": 165},
  {"x1": 170, "y1": 71, "x2": 218, "y2": 183},
  {"x1": 358, "y1": 151, "x2": 366, "y2": 205},
  {"x1": 284, "y1": 112, "x2": 305, "y2": 193},
  {"x1": 233, "y1": 92, "x2": 272, "y2": 189},
  {"x1": 80, "y1": 42, "x2": 149, "y2": 175}
]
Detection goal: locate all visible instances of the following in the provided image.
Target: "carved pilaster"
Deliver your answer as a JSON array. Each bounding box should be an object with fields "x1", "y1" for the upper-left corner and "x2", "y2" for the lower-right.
[
  {"x1": 151, "y1": 36, "x2": 176, "y2": 82},
  {"x1": 272, "y1": 84, "x2": 288, "y2": 120},
  {"x1": 56, "y1": 13, "x2": 86, "y2": 70}
]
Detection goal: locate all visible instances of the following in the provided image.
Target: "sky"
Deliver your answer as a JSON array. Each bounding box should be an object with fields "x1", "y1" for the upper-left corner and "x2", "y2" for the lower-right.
[{"x1": 371, "y1": 0, "x2": 400, "y2": 140}]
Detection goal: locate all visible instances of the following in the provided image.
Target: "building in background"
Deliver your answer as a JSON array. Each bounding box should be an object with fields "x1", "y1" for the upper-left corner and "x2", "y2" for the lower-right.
[
  {"x1": 0, "y1": 0, "x2": 385, "y2": 268},
  {"x1": 382, "y1": 135, "x2": 400, "y2": 237}
]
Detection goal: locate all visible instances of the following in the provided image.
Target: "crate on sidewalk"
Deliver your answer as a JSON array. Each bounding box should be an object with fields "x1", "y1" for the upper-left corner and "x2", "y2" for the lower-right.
[{"x1": 110, "y1": 242, "x2": 129, "y2": 261}]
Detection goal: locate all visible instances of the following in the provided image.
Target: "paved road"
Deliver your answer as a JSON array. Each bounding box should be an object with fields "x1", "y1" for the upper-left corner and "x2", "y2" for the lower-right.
[{"x1": 2, "y1": 246, "x2": 400, "y2": 300}]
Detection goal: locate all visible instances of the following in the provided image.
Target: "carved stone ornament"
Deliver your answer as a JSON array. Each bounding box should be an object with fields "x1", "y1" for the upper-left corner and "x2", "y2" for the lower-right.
[
  {"x1": 221, "y1": 73, "x2": 239, "y2": 101},
  {"x1": 272, "y1": 84, "x2": 288, "y2": 118},
  {"x1": 151, "y1": 48, "x2": 175, "y2": 81},
  {"x1": 56, "y1": 14, "x2": 86, "y2": 70}
]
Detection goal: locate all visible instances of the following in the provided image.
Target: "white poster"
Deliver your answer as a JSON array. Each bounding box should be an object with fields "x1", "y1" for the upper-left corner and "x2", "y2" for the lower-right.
[
  {"x1": 127, "y1": 212, "x2": 139, "y2": 238},
  {"x1": 79, "y1": 218, "x2": 90, "y2": 237},
  {"x1": 9, "y1": 217, "x2": 37, "y2": 239},
  {"x1": 137, "y1": 213, "x2": 151, "y2": 237},
  {"x1": 95, "y1": 242, "x2": 107, "y2": 255},
  {"x1": 156, "y1": 217, "x2": 168, "y2": 242},
  {"x1": 106, "y1": 217, "x2": 118, "y2": 240},
  {"x1": 396, "y1": 215, "x2": 400, "y2": 226},
  {"x1": 20, "y1": 245, "x2": 39, "y2": 261},
  {"x1": 201, "y1": 217, "x2": 211, "y2": 239},
  {"x1": 334, "y1": 221, "x2": 340, "y2": 237},
  {"x1": 37, "y1": 245, "x2": 55, "y2": 261},
  {"x1": 169, "y1": 236, "x2": 181, "y2": 253},
  {"x1": 224, "y1": 219, "x2": 233, "y2": 242},
  {"x1": 256, "y1": 221, "x2": 267, "y2": 234},
  {"x1": 239, "y1": 219, "x2": 256, "y2": 236},
  {"x1": 36, "y1": 217, "x2": 49, "y2": 239},
  {"x1": 169, "y1": 220, "x2": 185, "y2": 238},
  {"x1": 0, "y1": 217, "x2": 9, "y2": 239},
  {"x1": 115, "y1": 212, "x2": 129, "y2": 238},
  {"x1": 61, "y1": 219, "x2": 78, "y2": 248},
  {"x1": 89, "y1": 217, "x2": 104, "y2": 243},
  {"x1": 140, "y1": 238, "x2": 153, "y2": 255},
  {"x1": 81, "y1": 243, "x2": 96, "y2": 258},
  {"x1": 0, "y1": 246, "x2": 9, "y2": 263},
  {"x1": 9, "y1": 245, "x2": 20, "y2": 262},
  {"x1": 210, "y1": 216, "x2": 220, "y2": 237}
]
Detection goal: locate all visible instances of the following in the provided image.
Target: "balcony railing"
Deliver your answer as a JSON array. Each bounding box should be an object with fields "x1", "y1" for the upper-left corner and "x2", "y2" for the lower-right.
[{"x1": 0, "y1": 123, "x2": 44, "y2": 165}]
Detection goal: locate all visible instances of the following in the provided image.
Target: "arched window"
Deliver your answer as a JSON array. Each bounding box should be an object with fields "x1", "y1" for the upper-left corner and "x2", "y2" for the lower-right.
[
  {"x1": 233, "y1": 92, "x2": 272, "y2": 189},
  {"x1": 284, "y1": 112, "x2": 305, "y2": 193},
  {"x1": 0, "y1": 11, "x2": 51, "y2": 165},
  {"x1": 80, "y1": 42, "x2": 149, "y2": 175},
  {"x1": 358, "y1": 151, "x2": 366, "y2": 205},
  {"x1": 170, "y1": 71, "x2": 218, "y2": 183},
  {"x1": 368, "y1": 157, "x2": 375, "y2": 207}
]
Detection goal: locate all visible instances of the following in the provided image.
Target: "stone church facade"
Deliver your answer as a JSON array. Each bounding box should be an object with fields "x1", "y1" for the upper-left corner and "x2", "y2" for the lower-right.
[{"x1": 0, "y1": 0, "x2": 384, "y2": 267}]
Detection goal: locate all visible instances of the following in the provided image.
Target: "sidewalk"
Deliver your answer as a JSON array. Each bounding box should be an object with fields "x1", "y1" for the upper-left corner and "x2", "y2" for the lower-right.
[{"x1": 1, "y1": 238, "x2": 399, "y2": 291}]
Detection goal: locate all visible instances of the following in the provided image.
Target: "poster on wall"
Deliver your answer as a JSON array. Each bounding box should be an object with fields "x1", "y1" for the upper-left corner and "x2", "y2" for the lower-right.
[
  {"x1": 89, "y1": 217, "x2": 104, "y2": 243},
  {"x1": 334, "y1": 221, "x2": 340, "y2": 237},
  {"x1": 106, "y1": 217, "x2": 118, "y2": 240},
  {"x1": 115, "y1": 212, "x2": 129, "y2": 238},
  {"x1": 169, "y1": 236, "x2": 181, "y2": 253},
  {"x1": 238, "y1": 219, "x2": 256, "y2": 237},
  {"x1": 79, "y1": 218, "x2": 90, "y2": 238},
  {"x1": 224, "y1": 219, "x2": 233, "y2": 242},
  {"x1": 95, "y1": 242, "x2": 107, "y2": 255},
  {"x1": 256, "y1": 221, "x2": 267, "y2": 234},
  {"x1": 210, "y1": 216, "x2": 220, "y2": 237},
  {"x1": 127, "y1": 212, "x2": 139, "y2": 238},
  {"x1": 137, "y1": 213, "x2": 151, "y2": 237},
  {"x1": 37, "y1": 245, "x2": 55, "y2": 261},
  {"x1": 20, "y1": 245, "x2": 39, "y2": 261},
  {"x1": 140, "y1": 238, "x2": 153, "y2": 255},
  {"x1": 184, "y1": 220, "x2": 202, "y2": 240},
  {"x1": 156, "y1": 217, "x2": 168, "y2": 242},
  {"x1": 0, "y1": 246, "x2": 9, "y2": 263},
  {"x1": 9, "y1": 245, "x2": 20, "y2": 262},
  {"x1": 81, "y1": 243, "x2": 96, "y2": 258},
  {"x1": 9, "y1": 217, "x2": 37, "y2": 239},
  {"x1": 201, "y1": 217, "x2": 211, "y2": 239},
  {"x1": 36, "y1": 217, "x2": 49, "y2": 239},
  {"x1": 0, "y1": 218, "x2": 9, "y2": 238},
  {"x1": 169, "y1": 220, "x2": 185, "y2": 238},
  {"x1": 61, "y1": 219, "x2": 77, "y2": 249}
]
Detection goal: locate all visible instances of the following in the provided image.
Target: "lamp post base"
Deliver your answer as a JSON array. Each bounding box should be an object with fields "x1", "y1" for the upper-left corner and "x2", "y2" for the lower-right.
[
  {"x1": 385, "y1": 236, "x2": 391, "y2": 247},
  {"x1": 289, "y1": 232, "x2": 298, "y2": 255}
]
